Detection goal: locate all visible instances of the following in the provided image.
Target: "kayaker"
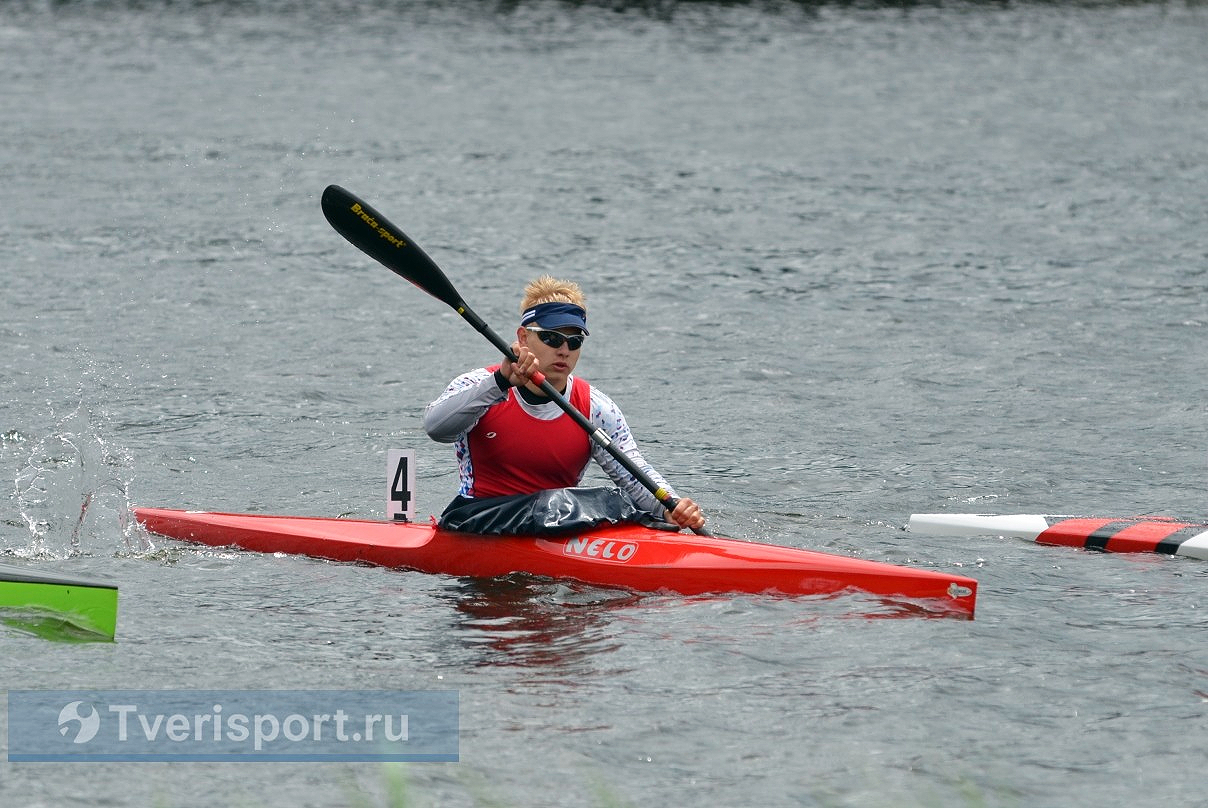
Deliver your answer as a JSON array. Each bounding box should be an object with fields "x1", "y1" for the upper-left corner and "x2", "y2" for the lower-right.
[{"x1": 423, "y1": 275, "x2": 706, "y2": 535}]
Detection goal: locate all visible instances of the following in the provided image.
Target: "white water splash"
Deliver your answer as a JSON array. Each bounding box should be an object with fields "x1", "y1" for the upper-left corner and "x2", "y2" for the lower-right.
[{"x1": 7, "y1": 397, "x2": 150, "y2": 559}]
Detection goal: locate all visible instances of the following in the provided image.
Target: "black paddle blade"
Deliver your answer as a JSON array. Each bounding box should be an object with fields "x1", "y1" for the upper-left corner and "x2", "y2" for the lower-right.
[{"x1": 321, "y1": 185, "x2": 465, "y2": 312}]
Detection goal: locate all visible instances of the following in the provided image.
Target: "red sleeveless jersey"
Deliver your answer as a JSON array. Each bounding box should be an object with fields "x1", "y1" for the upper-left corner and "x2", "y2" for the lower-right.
[{"x1": 466, "y1": 369, "x2": 593, "y2": 498}]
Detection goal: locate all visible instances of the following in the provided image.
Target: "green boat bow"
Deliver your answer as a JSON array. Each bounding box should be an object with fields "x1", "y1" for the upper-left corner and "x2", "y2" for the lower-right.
[{"x1": 0, "y1": 562, "x2": 119, "y2": 640}]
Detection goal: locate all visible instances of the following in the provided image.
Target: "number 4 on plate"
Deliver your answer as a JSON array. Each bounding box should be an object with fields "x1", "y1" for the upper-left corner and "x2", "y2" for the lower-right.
[{"x1": 387, "y1": 449, "x2": 416, "y2": 522}]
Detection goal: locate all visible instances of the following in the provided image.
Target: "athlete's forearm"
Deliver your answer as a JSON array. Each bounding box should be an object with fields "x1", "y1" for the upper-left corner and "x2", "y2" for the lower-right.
[
  {"x1": 588, "y1": 388, "x2": 677, "y2": 517},
  {"x1": 423, "y1": 369, "x2": 508, "y2": 443},
  {"x1": 593, "y1": 444, "x2": 677, "y2": 517}
]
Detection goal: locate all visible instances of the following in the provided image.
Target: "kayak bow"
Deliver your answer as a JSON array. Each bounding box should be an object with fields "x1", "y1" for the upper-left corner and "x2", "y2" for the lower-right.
[
  {"x1": 136, "y1": 508, "x2": 977, "y2": 617},
  {"x1": 908, "y1": 513, "x2": 1208, "y2": 560},
  {"x1": 0, "y1": 562, "x2": 119, "y2": 640}
]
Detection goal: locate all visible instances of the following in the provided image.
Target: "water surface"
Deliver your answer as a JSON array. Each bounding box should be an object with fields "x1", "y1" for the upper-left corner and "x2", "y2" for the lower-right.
[{"x1": 2, "y1": 1, "x2": 1206, "y2": 805}]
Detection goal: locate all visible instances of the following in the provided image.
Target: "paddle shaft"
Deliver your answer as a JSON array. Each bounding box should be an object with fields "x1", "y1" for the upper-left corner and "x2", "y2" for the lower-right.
[{"x1": 321, "y1": 185, "x2": 705, "y2": 533}]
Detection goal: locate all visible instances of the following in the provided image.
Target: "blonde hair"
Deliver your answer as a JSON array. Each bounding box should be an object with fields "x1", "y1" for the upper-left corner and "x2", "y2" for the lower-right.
[{"x1": 520, "y1": 275, "x2": 586, "y2": 312}]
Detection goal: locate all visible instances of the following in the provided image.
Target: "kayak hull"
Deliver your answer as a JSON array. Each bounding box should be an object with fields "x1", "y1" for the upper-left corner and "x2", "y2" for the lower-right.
[
  {"x1": 908, "y1": 513, "x2": 1208, "y2": 560},
  {"x1": 135, "y1": 508, "x2": 977, "y2": 616},
  {"x1": 0, "y1": 563, "x2": 119, "y2": 640}
]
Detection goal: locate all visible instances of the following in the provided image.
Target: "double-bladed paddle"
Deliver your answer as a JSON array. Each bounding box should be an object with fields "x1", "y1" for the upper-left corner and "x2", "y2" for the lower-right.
[{"x1": 321, "y1": 184, "x2": 707, "y2": 535}]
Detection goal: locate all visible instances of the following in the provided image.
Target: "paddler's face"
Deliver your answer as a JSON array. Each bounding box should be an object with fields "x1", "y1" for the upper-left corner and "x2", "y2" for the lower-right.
[{"x1": 517, "y1": 325, "x2": 584, "y2": 391}]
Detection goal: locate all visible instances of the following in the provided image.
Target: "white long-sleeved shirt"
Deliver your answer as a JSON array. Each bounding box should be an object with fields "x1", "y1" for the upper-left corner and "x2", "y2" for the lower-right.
[{"x1": 423, "y1": 368, "x2": 677, "y2": 518}]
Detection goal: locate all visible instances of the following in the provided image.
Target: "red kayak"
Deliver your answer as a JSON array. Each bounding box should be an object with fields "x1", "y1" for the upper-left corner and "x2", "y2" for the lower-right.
[
  {"x1": 909, "y1": 513, "x2": 1208, "y2": 560},
  {"x1": 135, "y1": 508, "x2": 977, "y2": 617}
]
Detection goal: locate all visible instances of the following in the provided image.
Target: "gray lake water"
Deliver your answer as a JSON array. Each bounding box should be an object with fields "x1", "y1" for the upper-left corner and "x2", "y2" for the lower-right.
[{"x1": 2, "y1": 1, "x2": 1206, "y2": 805}]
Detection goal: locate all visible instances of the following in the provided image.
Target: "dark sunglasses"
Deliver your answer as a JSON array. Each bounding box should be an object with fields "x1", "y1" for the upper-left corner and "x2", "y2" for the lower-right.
[{"x1": 526, "y1": 327, "x2": 586, "y2": 351}]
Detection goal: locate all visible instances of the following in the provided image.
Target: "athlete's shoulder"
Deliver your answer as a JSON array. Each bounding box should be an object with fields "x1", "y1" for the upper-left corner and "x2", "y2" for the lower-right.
[
  {"x1": 439, "y1": 366, "x2": 496, "y2": 394},
  {"x1": 455, "y1": 366, "x2": 495, "y2": 383},
  {"x1": 587, "y1": 382, "x2": 624, "y2": 415}
]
